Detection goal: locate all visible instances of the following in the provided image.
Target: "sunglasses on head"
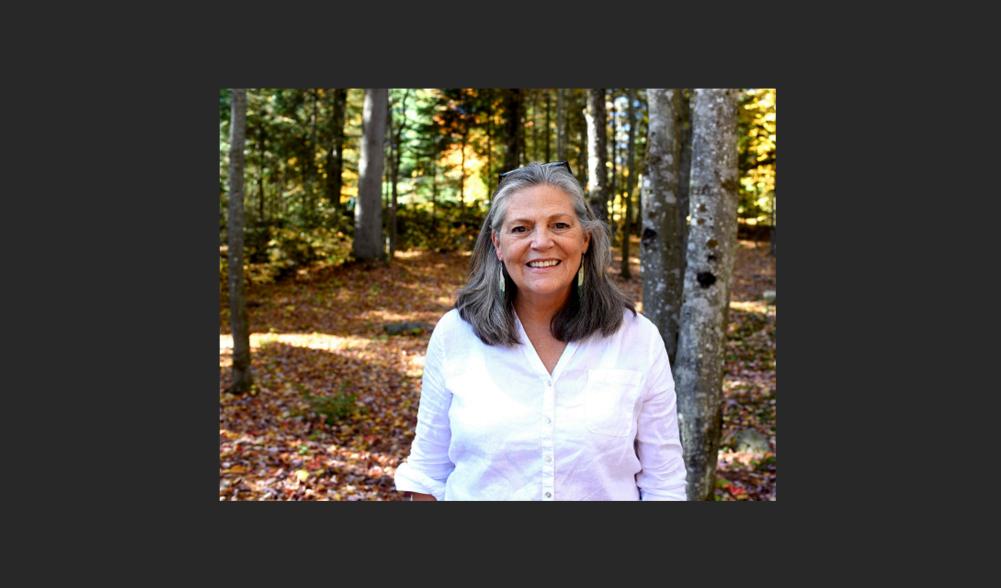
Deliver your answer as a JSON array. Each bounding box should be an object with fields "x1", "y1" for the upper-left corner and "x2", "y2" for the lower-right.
[{"x1": 498, "y1": 160, "x2": 573, "y2": 184}]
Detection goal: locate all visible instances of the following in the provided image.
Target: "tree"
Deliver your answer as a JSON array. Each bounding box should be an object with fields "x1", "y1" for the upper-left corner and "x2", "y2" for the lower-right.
[
  {"x1": 676, "y1": 89, "x2": 695, "y2": 279},
  {"x1": 673, "y1": 88, "x2": 740, "y2": 501},
  {"x1": 502, "y1": 89, "x2": 522, "y2": 172},
  {"x1": 226, "y1": 88, "x2": 253, "y2": 394},
  {"x1": 621, "y1": 88, "x2": 638, "y2": 280},
  {"x1": 353, "y1": 89, "x2": 389, "y2": 261},
  {"x1": 556, "y1": 88, "x2": 567, "y2": 161},
  {"x1": 388, "y1": 89, "x2": 410, "y2": 259},
  {"x1": 325, "y1": 88, "x2": 348, "y2": 216},
  {"x1": 641, "y1": 89, "x2": 685, "y2": 364},
  {"x1": 585, "y1": 88, "x2": 608, "y2": 222},
  {"x1": 608, "y1": 90, "x2": 618, "y2": 238}
]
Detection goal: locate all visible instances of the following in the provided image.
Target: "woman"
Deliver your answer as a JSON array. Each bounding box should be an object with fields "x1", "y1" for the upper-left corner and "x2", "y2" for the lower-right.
[{"x1": 393, "y1": 161, "x2": 687, "y2": 500}]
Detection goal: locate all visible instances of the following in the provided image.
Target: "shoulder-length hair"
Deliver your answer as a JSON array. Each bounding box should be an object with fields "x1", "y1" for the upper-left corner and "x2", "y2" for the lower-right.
[{"x1": 455, "y1": 161, "x2": 636, "y2": 346}]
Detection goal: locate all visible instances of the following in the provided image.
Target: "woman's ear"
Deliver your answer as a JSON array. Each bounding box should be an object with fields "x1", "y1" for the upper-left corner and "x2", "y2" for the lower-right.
[
  {"x1": 491, "y1": 231, "x2": 502, "y2": 261},
  {"x1": 582, "y1": 230, "x2": 591, "y2": 254}
]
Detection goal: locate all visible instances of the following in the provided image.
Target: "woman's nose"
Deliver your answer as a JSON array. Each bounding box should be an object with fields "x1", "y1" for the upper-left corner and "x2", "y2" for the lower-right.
[{"x1": 531, "y1": 227, "x2": 554, "y2": 249}]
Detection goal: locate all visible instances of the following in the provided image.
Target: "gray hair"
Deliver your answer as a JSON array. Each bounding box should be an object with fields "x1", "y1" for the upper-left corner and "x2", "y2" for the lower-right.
[{"x1": 455, "y1": 162, "x2": 636, "y2": 346}]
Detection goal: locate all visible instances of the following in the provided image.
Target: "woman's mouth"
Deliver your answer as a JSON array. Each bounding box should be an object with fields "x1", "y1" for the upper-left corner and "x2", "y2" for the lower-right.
[{"x1": 526, "y1": 259, "x2": 561, "y2": 268}]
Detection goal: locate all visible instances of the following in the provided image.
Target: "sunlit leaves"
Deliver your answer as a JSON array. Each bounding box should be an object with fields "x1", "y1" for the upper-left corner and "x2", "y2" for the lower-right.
[{"x1": 737, "y1": 89, "x2": 777, "y2": 225}]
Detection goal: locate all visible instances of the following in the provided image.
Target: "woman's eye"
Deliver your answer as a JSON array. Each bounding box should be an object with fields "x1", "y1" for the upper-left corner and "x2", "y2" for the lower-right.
[
  {"x1": 554, "y1": 222, "x2": 570, "y2": 230},
  {"x1": 511, "y1": 226, "x2": 527, "y2": 233}
]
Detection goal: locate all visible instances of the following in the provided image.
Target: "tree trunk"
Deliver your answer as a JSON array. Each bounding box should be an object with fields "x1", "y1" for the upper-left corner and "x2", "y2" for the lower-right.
[
  {"x1": 544, "y1": 90, "x2": 552, "y2": 162},
  {"x1": 577, "y1": 91, "x2": 588, "y2": 188},
  {"x1": 585, "y1": 88, "x2": 608, "y2": 222},
  {"x1": 352, "y1": 88, "x2": 388, "y2": 261},
  {"x1": 389, "y1": 90, "x2": 409, "y2": 260},
  {"x1": 257, "y1": 104, "x2": 266, "y2": 223},
  {"x1": 676, "y1": 89, "x2": 694, "y2": 279},
  {"x1": 486, "y1": 113, "x2": 493, "y2": 195},
  {"x1": 556, "y1": 88, "x2": 567, "y2": 161},
  {"x1": 635, "y1": 90, "x2": 647, "y2": 238},
  {"x1": 503, "y1": 89, "x2": 522, "y2": 172},
  {"x1": 226, "y1": 89, "x2": 253, "y2": 394},
  {"x1": 325, "y1": 88, "x2": 348, "y2": 216},
  {"x1": 621, "y1": 89, "x2": 637, "y2": 280},
  {"x1": 459, "y1": 127, "x2": 467, "y2": 209},
  {"x1": 431, "y1": 159, "x2": 438, "y2": 231},
  {"x1": 608, "y1": 91, "x2": 617, "y2": 239},
  {"x1": 673, "y1": 88, "x2": 740, "y2": 501},
  {"x1": 640, "y1": 89, "x2": 684, "y2": 364},
  {"x1": 303, "y1": 89, "x2": 318, "y2": 225}
]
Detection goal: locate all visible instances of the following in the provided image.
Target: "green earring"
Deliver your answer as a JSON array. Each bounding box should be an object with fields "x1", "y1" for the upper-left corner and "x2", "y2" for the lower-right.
[
  {"x1": 499, "y1": 265, "x2": 505, "y2": 294},
  {"x1": 577, "y1": 264, "x2": 584, "y2": 288}
]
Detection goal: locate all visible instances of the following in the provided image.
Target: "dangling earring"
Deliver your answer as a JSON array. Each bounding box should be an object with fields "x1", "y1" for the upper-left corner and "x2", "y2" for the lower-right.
[
  {"x1": 498, "y1": 264, "x2": 505, "y2": 294},
  {"x1": 577, "y1": 263, "x2": 584, "y2": 288}
]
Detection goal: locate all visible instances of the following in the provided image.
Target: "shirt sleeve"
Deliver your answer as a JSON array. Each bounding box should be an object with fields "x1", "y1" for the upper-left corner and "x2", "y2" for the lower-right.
[
  {"x1": 634, "y1": 335, "x2": 688, "y2": 501},
  {"x1": 393, "y1": 316, "x2": 455, "y2": 500}
]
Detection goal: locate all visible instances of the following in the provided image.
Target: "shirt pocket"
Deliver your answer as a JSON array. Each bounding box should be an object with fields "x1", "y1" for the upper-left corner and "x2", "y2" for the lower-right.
[{"x1": 584, "y1": 368, "x2": 643, "y2": 437}]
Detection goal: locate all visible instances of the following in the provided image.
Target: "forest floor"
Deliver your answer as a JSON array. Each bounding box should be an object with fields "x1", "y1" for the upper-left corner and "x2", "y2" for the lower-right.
[{"x1": 219, "y1": 237, "x2": 776, "y2": 501}]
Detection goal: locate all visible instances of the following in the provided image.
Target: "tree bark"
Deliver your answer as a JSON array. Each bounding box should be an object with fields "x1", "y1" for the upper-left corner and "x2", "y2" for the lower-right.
[
  {"x1": 486, "y1": 111, "x2": 493, "y2": 195},
  {"x1": 544, "y1": 90, "x2": 551, "y2": 162},
  {"x1": 673, "y1": 88, "x2": 739, "y2": 501},
  {"x1": 608, "y1": 91, "x2": 618, "y2": 239},
  {"x1": 257, "y1": 103, "x2": 266, "y2": 223},
  {"x1": 226, "y1": 88, "x2": 253, "y2": 394},
  {"x1": 389, "y1": 90, "x2": 409, "y2": 260},
  {"x1": 585, "y1": 88, "x2": 608, "y2": 222},
  {"x1": 676, "y1": 89, "x2": 694, "y2": 279},
  {"x1": 621, "y1": 88, "x2": 637, "y2": 280},
  {"x1": 503, "y1": 89, "x2": 522, "y2": 171},
  {"x1": 352, "y1": 88, "x2": 388, "y2": 261},
  {"x1": 640, "y1": 89, "x2": 684, "y2": 364},
  {"x1": 325, "y1": 88, "x2": 348, "y2": 216},
  {"x1": 459, "y1": 126, "x2": 467, "y2": 209},
  {"x1": 577, "y1": 91, "x2": 587, "y2": 187},
  {"x1": 556, "y1": 88, "x2": 567, "y2": 161}
]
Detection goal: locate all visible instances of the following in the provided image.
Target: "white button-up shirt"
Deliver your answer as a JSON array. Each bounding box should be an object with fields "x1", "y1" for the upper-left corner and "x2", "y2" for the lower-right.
[{"x1": 393, "y1": 308, "x2": 687, "y2": 500}]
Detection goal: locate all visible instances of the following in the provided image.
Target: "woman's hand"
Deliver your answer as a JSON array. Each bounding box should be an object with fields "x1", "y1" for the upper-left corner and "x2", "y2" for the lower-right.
[{"x1": 403, "y1": 492, "x2": 437, "y2": 501}]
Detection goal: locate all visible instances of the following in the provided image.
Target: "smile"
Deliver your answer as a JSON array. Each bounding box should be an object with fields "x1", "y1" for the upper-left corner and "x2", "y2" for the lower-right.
[{"x1": 527, "y1": 259, "x2": 561, "y2": 268}]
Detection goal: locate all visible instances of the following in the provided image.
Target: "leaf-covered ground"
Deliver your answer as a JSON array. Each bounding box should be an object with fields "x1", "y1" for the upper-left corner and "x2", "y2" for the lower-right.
[{"x1": 220, "y1": 238, "x2": 775, "y2": 501}]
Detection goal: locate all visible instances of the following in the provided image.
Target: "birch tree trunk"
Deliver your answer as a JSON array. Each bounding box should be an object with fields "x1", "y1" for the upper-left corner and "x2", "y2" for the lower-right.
[
  {"x1": 226, "y1": 88, "x2": 253, "y2": 394},
  {"x1": 352, "y1": 88, "x2": 388, "y2": 261},
  {"x1": 673, "y1": 88, "x2": 739, "y2": 501},
  {"x1": 556, "y1": 88, "x2": 567, "y2": 160},
  {"x1": 621, "y1": 88, "x2": 637, "y2": 280},
  {"x1": 640, "y1": 89, "x2": 684, "y2": 364},
  {"x1": 586, "y1": 88, "x2": 608, "y2": 222}
]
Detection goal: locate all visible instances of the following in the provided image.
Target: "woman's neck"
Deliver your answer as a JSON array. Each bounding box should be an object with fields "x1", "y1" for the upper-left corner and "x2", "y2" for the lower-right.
[{"x1": 514, "y1": 288, "x2": 570, "y2": 330}]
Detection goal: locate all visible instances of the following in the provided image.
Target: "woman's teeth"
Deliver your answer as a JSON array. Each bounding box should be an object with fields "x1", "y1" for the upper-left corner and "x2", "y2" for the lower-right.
[{"x1": 527, "y1": 260, "x2": 560, "y2": 268}]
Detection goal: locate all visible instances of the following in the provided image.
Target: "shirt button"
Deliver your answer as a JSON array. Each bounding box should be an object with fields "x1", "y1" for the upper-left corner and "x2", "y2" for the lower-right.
[
  {"x1": 545, "y1": 456, "x2": 552, "y2": 463},
  {"x1": 544, "y1": 417, "x2": 551, "y2": 424},
  {"x1": 545, "y1": 491, "x2": 552, "y2": 498}
]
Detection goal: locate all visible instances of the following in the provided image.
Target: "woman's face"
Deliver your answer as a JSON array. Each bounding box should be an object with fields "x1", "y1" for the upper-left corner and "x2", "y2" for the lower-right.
[{"x1": 491, "y1": 184, "x2": 590, "y2": 307}]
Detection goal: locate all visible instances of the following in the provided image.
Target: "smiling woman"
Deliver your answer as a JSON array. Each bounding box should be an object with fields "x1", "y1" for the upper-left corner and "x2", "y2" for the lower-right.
[{"x1": 393, "y1": 161, "x2": 688, "y2": 501}]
